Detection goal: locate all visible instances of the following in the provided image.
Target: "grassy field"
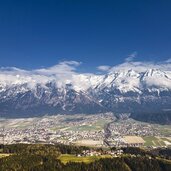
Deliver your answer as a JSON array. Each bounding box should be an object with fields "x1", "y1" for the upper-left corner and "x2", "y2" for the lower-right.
[
  {"x1": 156, "y1": 125, "x2": 171, "y2": 136},
  {"x1": 64, "y1": 119, "x2": 112, "y2": 132},
  {"x1": 58, "y1": 154, "x2": 112, "y2": 164},
  {"x1": 0, "y1": 154, "x2": 11, "y2": 158},
  {"x1": 143, "y1": 136, "x2": 171, "y2": 147},
  {"x1": 160, "y1": 138, "x2": 171, "y2": 143}
]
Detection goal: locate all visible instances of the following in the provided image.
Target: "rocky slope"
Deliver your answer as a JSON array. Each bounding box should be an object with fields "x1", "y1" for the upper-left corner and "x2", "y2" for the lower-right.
[{"x1": 0, "y1": 67, "x2": 171, "y2": 118}]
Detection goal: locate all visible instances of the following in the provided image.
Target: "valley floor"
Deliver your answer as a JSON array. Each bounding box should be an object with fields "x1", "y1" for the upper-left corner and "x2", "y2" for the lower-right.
[{"x1": 0, "y1": 113, "x2": 171, "y2": 148}]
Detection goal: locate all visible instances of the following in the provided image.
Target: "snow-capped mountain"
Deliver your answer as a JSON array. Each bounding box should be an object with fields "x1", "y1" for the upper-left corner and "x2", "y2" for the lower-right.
[
  {"x1": 86, "y1": 68, "x2": 171, "y2": 113},
  {"x1": 0, "y1": 63, "x2": 171, "y2": 117}
]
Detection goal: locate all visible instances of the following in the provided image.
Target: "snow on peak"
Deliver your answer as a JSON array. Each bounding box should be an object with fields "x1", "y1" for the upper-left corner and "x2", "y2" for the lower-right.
[{"x1": 0, "y1": 61, "x2": 171, "y2": 94}]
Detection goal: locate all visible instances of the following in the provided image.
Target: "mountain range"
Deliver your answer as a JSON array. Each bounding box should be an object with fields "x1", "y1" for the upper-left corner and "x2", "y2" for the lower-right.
[{"x1": 0, "y1": 61, "x2": 171, "y2": 119}]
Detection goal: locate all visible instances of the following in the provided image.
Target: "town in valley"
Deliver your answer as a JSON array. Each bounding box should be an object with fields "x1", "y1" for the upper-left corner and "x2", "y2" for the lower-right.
[{"x1": 1, "y1": 113, "x2": 171, "y2": 149}]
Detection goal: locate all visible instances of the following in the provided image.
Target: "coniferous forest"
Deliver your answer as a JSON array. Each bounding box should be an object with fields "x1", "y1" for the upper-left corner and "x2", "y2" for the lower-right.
[{"x1": 0, "y1": 144, "x2": 171, "y2": 171}]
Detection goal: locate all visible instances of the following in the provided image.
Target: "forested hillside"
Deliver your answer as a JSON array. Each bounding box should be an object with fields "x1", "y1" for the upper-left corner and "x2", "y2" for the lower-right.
[
  {"x1": 131, "y1": 111, "x2": 171, "y2": 124},
  {"x1": 0, "y1": 144, "x2": 171, "y2": 171}
]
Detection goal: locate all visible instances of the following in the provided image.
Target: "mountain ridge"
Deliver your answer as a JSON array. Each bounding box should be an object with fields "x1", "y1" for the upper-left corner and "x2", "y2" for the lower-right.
[{"x1": 0, "y1": 67, "x2": 171, "y2": 118}]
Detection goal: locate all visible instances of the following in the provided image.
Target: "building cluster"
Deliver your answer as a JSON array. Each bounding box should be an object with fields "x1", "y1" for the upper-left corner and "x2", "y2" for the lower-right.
[
  {"x1": 0, "y1": 114, "x2": 164, "y2": 148},
  {"x1": 0, "y1": 113, "x2": 112, "y2": 145},
  {"x1": 109, "y1": 119, "x2": 159, "y2": 137},
  {"x1": 77, "y1": 149, "x2": 123, "y2": 157}
]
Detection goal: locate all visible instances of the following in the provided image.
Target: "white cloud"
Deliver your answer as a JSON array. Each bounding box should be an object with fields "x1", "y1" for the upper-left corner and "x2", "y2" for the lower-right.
[
  {"x1": 0, "y1": 60, "x2": 82, "y2": 88},
  {"x1": 35, "y1": 60, "x2": 81, "y2": 75},
  {"x1": 97, "y1": 65, "x2": 111, "y2": 71},
  {"x1": 165, "y1": 58, "x2": 171, "y2": 63},
  {"x1": 0, "y1": 59, "x2": 171, "y2": 90},
  {"x1": 125, "y1": 51, "x2": 137, "y2": 62},
  {"x1": 34, "y1": 61, "x2": 82, "y2": 87},
  {"x1": 109, "y1": 61, "x2": 171, "y2": 73}
]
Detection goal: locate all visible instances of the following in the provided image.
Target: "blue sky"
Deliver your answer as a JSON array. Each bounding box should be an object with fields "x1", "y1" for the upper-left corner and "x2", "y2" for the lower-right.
[{"x1": 0, "y1": 0, "x2": 171, "y2": 72}]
